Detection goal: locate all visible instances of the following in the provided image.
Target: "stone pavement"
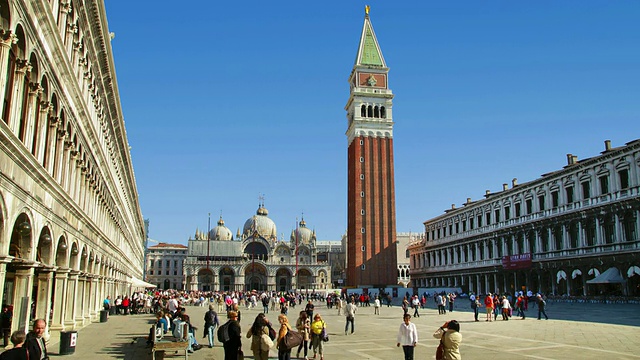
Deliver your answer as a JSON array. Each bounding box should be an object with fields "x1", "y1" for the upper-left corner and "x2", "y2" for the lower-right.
[{"x1": 32, "y1": 300, "x2": 640, "y2": 359}]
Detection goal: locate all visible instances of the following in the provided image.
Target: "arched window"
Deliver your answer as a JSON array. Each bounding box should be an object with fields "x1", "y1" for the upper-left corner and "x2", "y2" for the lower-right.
[
  {"x1": 367, "y1": 105, "x2": 373, "y2": 117},
  {"x1": 373, "y1": 106, "x2": 379, "y2": 118},
  {"x1": 380, "y1": 106, "x2": 386, "y2": 118},
  {"x1": 360, "y1": 105, "x2": 366, "y2": 117}
]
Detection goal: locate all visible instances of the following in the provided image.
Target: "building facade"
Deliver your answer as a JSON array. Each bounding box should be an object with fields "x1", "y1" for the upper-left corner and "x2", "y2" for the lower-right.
[
  {"x1": 0, "y1": 0, "x2": 145, "y2": 337},
  {"x1": 183, "y1": 206, "x2": 331, "y2": 292},
  {"x1": 409, "y1": 140, "x2": 640, "y2": 297},
  {"x1": 145, "y1": 242, "x2": 187, "y2": 290},
  {"x1": 345, "y1": 7, "x2": 397, "y2": 287}
]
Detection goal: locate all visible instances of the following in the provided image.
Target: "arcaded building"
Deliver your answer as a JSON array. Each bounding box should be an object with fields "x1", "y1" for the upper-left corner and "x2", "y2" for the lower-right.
[
  {"x1": 0, "y1": 0, "x2": 145, "y2": 337},
  {"x1": 345, "y1": 7, "x2": 397, "y2": 287},
  {"x1": 409, "y1": 140, "x2": 640, "y2": 297},
  {"x1": 183, "y1": 206, "x2": 331, "y2": 292},
  {"x1": 146, "y1": 242, "x2": 188, "y2": 290}
]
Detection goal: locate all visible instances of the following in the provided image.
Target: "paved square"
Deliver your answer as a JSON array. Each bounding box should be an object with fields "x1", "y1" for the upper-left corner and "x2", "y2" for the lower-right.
[{"x1": 45, "y1": 301, "x2": 640, "y2": 359}]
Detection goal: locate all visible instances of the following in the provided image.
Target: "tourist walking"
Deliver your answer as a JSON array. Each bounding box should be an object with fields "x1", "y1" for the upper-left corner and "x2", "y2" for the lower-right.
[
  {"x1": 537, "y1": 294, "x2": 549, "y2": 320},
  {"x1": 344, "y1": 300, "x2": 357, "y2": 335},
  {"x1": 222, "y1": 311, "x2": 242, "y2": 360},
  {"x1": 295, "y1": 311, "x2": 311, "y2": 360},
  {"x1": 396, "y1": 314, "x2": 418, "y2": 360},
  {"x1": 276, "y1": 314, "x2": 293, "y2": 360},
  {"x1": 204, "y1": 304, "x2": 219, "y2": 348},
  {"x1": 501, "y1": 296, "x2": 511, "y2": 321},
  {"x1": 412, "y1": 296, "x2": 420, "y2": 317},
  {"x1": 484, "y1": 294, "x2": 494, "y2": 322},
  {"x1": 433, "y1": 320, "x2": 462, "y2": 360},
  {"x1": 310, "y1": 314, "x2": 327, "y2": 360},
  {"x1": 246, "y1": 313, "x2": 271, "y2": 360},
  {"x1": 374, "y1": 296, "x2": 380, "y2": 315}
]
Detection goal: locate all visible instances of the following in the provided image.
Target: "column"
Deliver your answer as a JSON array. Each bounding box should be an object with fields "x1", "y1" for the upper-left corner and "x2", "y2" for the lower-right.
[
  {"x1": 50, "y1": 270, "x2": 69, "y2": 331},
  {"x1": 34, "y1": 270, "x2": 54, "y2": 326},
  {"x1": 493, "y1": 273, "x2": 498, "y2": 293},
  {"x1": 484, "y1": 274, "x2": 489, "y2": 294},
  {"x1": 89, "y1": 277, "x2": 99, "y2": 321},
  {"x1": 0, "y1": 32, "x2": 17, "y2": 119},
  {"x1": 64, "y1": 271, "x2": 79, "y2": 329},
  {"x1": 0, "y1": 260, "x2": 10, "y2": 308},
  {"x1": 8, "y1": 59, "x2": 31, "y2": 133},
  {"x1": 614, "y1": 213, "x2": 623, "y2": 245},
  {"x1": 45, "y1": 117, "x2": 60, "y2": 174},
  {"x1": 10, "y1": 267, "x2": 35, "y2": 333},
  {"x1": 23, "y1": 82, "x2": 42, "y2": 154},
  {"x1": 75, "y1": 276, "x2": 86, "y2": 325},
  {"x1": 551, "y1": 272, "x2": 557, "y2": 295},
  {"x1": 595, "y1": 216, "x2": 603, "y2": 245}
]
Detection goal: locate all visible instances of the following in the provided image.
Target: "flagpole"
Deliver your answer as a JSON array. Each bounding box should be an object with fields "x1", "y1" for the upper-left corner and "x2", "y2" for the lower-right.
[
  {"x1": 207, "y1": 213, "x2": 211, "y2": 272},
  {"x1": 295, "y1": 218, "x2": 299, "y2": 289}
]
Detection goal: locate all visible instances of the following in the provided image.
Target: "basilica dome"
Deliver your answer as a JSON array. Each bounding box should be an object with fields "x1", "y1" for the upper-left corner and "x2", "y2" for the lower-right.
[
  {"x1": 209, "y1": 217, "x2": 233, "y2": 241},
  {"x1": 243, "y1": 205, "x2": 277, "y2": 239},
  {"x1": 290, "y1": 218, "x2": 316, "y2": 244}
]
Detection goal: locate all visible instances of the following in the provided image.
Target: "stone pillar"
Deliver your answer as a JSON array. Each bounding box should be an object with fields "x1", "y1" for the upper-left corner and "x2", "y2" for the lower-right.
[
  {"x1": 50, "y1": 270, "x2": 69, "y2": 331},
  {"x1": 595, "y1": 216, "x2": 603, "y2": 245},
  {"x1": 11, "y1": 267, "x2": 35, "y2": 333},
  {"x1": 493, "y1": 273, "x2": 498, "y2": 293},
  {"x1": 75, "y1": 276, "x2": 86, "y2": 325},
  {"x1": 551, "y1": 272, "x2": 557, "y2": 295},
  {"x1": 614, "y1": 213, "x2": 623, "y2": 245},
  {"x1": 0, "y1": 260, "x2": 10, "y2": 307},
  {"x1": 8, "y1": 59, "x2": 31, "y2": 134},
  {"x1": 0, "y1": 32, "x2": 17, "y2": 119},
  {"x1": 89, "y1": 277, "x2": 99, "y2": 321},
  {"x1": 23, "y1": 82, "x2": 42, "y2": 154},
  {"x1": 64, "y1": 271, "x2": 79, "y2": 329},
  {"x1": 34, "y1": 270, "x2": 54, "y2": 326}
]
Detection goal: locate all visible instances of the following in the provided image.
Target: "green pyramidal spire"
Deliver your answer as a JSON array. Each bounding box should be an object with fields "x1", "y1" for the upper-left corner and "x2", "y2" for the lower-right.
[{"x1": 355, "y1": 6, "x2": 386, "y2": 67}]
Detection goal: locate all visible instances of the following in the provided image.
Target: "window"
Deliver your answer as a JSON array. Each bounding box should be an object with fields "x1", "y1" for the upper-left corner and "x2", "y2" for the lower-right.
[
  {"x1": 566, "y1": 187, "x2": 574, "y2": 203},
  {"x1": 486, "y1": 212, "x2": 491, "y2": 225},
  {"x1": 405, "y1": 249, "x2": 410, "y2": 258},
  {"x1": 477, "y1": 215, "x2": 482, "y2": 227},
  {"x1": 526, "y1": 199, "x2": 532, "y2": 214},
  {"x1": 505, "y1": 207, "x2": 510, "y2": 220},
  {"x1": 538, "y1": 195, "x2": 545, "y2": 211},
  {"x1": 360, "y1": 174, "x2": 364, "y2": 180},
  {"x1": 515, "y1": 203, "x2": 521, "y2": 217},
  {"x1": 360, "y1": 191, "x2": 364, "y2": 197},
  {"x1": 455, "y1": 223, "x2": 459, "y2": 233},
  {"x1": 494, "y1": 210, "x2": 500, "y2": 222},
  {"x1": 149, "y1": 270, "x2": 154, "y2": 275},
  {"x1": 469, "y1": 218, "x2": 474, "y2": 229},
  {"x1": 619, "y1": 169, "x2": 629, "y2": 189},
  {"x1": 360, "y1": 139, "x2": 364, "y2": 145},
  {"x1": 361, "y1": 209, "x2": 365, "y2": 215},
  {"x1": 174, "y1": 270, "x2": 177, "y2": 275},
  {"x1": 359, "y1": 157, "x2": 364, "y2": 163},
  {"x1": 165, "y1": 270, "x2": 169, "y2": 275},
  {"x1": 599, "y1": 176, "x2": 609, "y2": 194},
  {"x1": 462, "y1": 221, "x2": 467, "y2": 231},
  {"x1": 551, "y1": 192, "x2": 559, "y2": 207},
  {"x1": 361, "y1": 246, "x2": 365, "y2": 251},
  {"x1": 449, "y1": 224, "x2": 453, "y2": 235},
  {"x1": 581, "y1": 181, "x2": 590, "y2": 199},
  {"x1": 165, "y1": 260, "x2": 170, "y2": 267},
  {"x1": 361, "y1": 264, "x2": 366, "y2": 270},
  {"x1": 150, "y1": 260, "x2": 154, "y2": 268},
  {"x1": 361, "y1": 228, "x2": 365, "y2": 233},
  {"x1": 174, "y1": 260, "x2": 178, "y2": 267}
]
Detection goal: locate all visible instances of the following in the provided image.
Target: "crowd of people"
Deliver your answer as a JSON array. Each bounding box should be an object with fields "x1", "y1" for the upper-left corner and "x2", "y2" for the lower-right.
[{"x1": 468, "y1": 290, "x2": 550, "y2": 322}]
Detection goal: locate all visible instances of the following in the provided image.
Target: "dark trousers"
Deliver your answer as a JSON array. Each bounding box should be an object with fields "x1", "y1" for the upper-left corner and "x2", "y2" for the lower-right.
[
  {"x1": 449, "y1": 302, "x2": 454, "y2": 312},
  {"x1": 413, "y1": 306, "x2": 419, "y2": 317},
  {"x1": 345, "y1": 316, "x2": 354, "y2": 333},
  {"x1": 538, "y1": 308, "x2": 548, "y2": 320},
  {"x1": 223, "y1": 344, "x2": 240, "y2": 360},
  {"x1": 297, "y1": 340, "x2": 308, "y2": 357},
  {"x1": 473, "y1": 306, "x2": 479, "y2": 320},
  {"x1": 278, "y1": 348, "x2": 291, "y2": 360},
  {"x1": 402, "y1": 345, "x2": 414, "y2": 360}
]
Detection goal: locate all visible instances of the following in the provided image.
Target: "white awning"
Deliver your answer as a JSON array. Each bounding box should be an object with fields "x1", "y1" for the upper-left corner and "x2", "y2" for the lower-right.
[
  {"x1": 588, "y1": 268, "x2": 600, "y2": 277},
  {"x1": 129, "y1": 276, "x2": 156, "y2": 288},
  {"x1": 586, "y1": 267, "x2": 625, "y2": 284},
  {"x1": 628, "y1": 266, "x2": 640, "y2": 278},
  {"x1": 556, "y1": 270, "x2": 567, "y2": 284}
]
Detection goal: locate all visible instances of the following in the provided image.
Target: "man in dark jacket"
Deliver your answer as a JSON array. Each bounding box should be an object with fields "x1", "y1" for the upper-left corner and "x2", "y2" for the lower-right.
[
  {"x1": 25, "y1": 319, "x2": 48, "y2": 360},
  {"x1": 204, "y1": 304, "x2": 219, "y2": 348},
  {"x1": 222, "y1": 311, "x2": 242, "y2": 360}
]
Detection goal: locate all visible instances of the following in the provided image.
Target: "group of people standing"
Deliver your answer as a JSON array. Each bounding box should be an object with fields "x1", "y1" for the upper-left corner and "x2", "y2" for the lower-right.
[
  {"x1": 0, "y1": 319, "x2": 49, "y2": 360},
  {"x1": 470, "y1": 292, "x2": 550, "y2": 322}
]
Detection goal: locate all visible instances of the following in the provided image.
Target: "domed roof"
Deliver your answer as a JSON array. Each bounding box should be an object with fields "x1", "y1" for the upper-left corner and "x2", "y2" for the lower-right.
[
  {"x1": 290, "y1": 218, "x2": 316, "y2": 244},
  {"x1": 209, "y1": 216, "x2": 233, "y2": 241},
  {"x1": 243, "y1": 205, "x2": 277, "y2": 240}
]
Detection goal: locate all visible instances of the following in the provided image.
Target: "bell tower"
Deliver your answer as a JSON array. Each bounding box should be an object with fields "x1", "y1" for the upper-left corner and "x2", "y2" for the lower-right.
[{"x1": 345, "y1": 6, "x2": 397, "y2": 287}]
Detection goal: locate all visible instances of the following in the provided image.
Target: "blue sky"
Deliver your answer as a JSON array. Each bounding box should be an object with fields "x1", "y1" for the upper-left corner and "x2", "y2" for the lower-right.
[{"x1": 104, "y1": 1, "x2": 640, "y2": 244}]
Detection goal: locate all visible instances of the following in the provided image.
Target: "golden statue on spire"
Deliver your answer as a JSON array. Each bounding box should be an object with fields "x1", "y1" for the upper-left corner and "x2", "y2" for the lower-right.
[{"x1": 365, "y1": 5, "x2": 370, "y2": 15}]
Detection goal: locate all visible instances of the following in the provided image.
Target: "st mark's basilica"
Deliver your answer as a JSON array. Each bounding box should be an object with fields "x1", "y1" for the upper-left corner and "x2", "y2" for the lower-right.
[{"x1": 183, "y1": 204, "x2": 331, "y2": 292}]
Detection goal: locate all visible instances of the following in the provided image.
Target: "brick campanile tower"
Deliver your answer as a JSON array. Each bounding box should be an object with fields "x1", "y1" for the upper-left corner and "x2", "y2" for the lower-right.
[{"x1": 345, "y1": 6, "x2": 397, "y2": 287}]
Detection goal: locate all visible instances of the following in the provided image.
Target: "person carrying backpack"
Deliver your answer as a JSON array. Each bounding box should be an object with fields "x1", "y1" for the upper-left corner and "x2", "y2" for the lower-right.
[
  {"x1": 219, "y1": 310, "x2": 242, "y2": 360},
  {"x1": 204, "y1": 304, "x2": 220, "y2": 348}
]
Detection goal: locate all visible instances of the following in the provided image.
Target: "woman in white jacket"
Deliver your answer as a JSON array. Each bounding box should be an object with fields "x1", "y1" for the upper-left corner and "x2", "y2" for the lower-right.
[{"x1": 396, "y1": 314, "x2": 418, "y2": 360}]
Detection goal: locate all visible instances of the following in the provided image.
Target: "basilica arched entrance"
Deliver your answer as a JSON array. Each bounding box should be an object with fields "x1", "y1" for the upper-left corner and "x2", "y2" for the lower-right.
[
  {"x1": 219, "y1": 267, "x2": 234, "y2": 292},
  {"x1": 276, "y1": 268, "x2": 292, "y2": 292},
  {"x1": 244, "y1": 263, "x2": 267, "y2": 291},
  {"x1": 198, "y1": 268, "x2": 214, "y2": 291},
  {"x1": 297, "y1": 269, "x2": 313, "y2": 290}
]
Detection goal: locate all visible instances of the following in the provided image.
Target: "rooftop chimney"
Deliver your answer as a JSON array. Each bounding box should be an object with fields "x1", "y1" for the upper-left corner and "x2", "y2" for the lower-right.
[
  {"x1": 485, "y1": 190, "x2": 491, "y2": 196},
  {"x1": 572, "y1": 155, "x2": 578, "y2": 164},
  {"x1": 503, "y1": 183, "x2": 508, "y2": 191},
  {"x1": 466, "y1": 198, "x2": 471, "y2": 204},
  {"x1": 604, "y1": 140, "x2": 611, "y2": 151},
  {"x1": 451, "y1": 204, "x2": 456, "y2": 210},
  {"x1": 567, "y1": 153, "x2": 574, "y2": 165},
  {"x1": 512, "y1": 178, "x2": 518, "y2": 187}
]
